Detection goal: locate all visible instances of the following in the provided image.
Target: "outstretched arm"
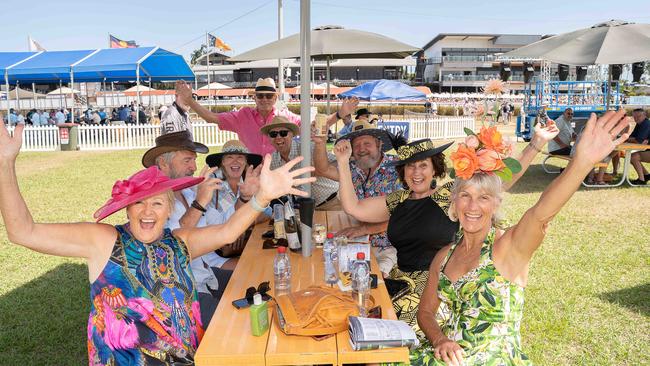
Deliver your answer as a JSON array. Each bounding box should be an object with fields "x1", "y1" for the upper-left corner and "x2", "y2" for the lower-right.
[
  {"x1": 509, "y1": 110, "x2": 630, "y2": 261},
  {"x1": 333, "y1": 139, "x2": 390, "y2": 223},
  {"x1": 503, "y1": 122, "x2": 560, "y2": 191},
  {"x1": 0, "y1": 123, "x2": 115, "y2": 259},
  {"x1": 175, "y1": 80, "x2": 222, "y2": 125},
  {"x1": 179, "y1": 155, "x2": 316, "y2": 258},
  {"x1": 312, "y1": 133, "x2": 340, "y2": 180}
]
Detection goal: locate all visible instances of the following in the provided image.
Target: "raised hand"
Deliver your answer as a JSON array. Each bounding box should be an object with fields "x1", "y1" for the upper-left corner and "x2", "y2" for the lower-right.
[
  {"x1": 175, "y1": 80, "x2": 194, "y2": 106},
  {"x1": 238, "y1": 164, "x2": 262, "y2": 200},
  {"x1": 0, "y1": 120, "x2": 23, "y2": 162},
  {"x1": 334, "y1": 139, "x2": 352, "y2": 163},
  {"x1": 257, "y1": 155, "x2": 316, "y2": 202},
  {"x1": 532, "y1": 120, "x2": 560, "y2": 144},
  {"x1": 195, "y1": 165, "x2": 222, "y2": 206},
  {"x1": 574, "y1": 110, "x2": 629, "y2": 165},
  {"x1": 338, "y1": 97, "x2": 360, "y2": 118}
]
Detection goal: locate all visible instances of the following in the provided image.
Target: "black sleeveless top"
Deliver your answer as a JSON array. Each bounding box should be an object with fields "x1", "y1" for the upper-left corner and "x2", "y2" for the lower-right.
[{"x1": 385, "y1": 181, "x2": 459, "y2": 272}]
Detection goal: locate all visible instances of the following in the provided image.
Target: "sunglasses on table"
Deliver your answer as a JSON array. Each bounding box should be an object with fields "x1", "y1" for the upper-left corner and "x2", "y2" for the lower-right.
[
  {"x1": 256, "y1": 93, "x2": 275, "y2": 99},
  {"x1": 246, "y1": 281, "x2": 272, "y2": 303},
  {"x1": 269, "y1": 130, "x2": 290, "y2": 138}
]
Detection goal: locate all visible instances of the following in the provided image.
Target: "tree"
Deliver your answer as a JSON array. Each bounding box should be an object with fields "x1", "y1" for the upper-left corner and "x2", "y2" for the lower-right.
[{"x1": 190, "y1": 45, "x2": 207, "y2": 66}]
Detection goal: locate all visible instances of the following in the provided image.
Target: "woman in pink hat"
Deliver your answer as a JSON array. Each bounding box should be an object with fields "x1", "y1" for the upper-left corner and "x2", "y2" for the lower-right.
[{"x1": 0, "y1": 123, "x2": 315, "y2": 365}]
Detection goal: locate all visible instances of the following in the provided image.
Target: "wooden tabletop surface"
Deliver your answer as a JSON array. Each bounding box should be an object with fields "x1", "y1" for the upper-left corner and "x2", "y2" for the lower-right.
[{"x1": 195, "y1": 210, "x2": 409, "y2": 366}]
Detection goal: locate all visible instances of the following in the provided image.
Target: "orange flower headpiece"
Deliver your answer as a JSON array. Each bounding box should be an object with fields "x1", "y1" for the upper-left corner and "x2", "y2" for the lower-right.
[{"x1": 449, "y1": 126, "x2": 521, "y2": 181}]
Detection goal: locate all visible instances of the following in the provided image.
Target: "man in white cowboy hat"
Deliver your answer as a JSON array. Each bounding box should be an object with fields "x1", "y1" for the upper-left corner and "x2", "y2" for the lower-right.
[
  {"x1": 261, "y1": 116, "x2": 341, "y2": 210},
  {"x1": 175, "y1": 78, "x2": 359, "y2": 155},
  {"x1": 313, "y1": 120, "x2": 402, "y2": 276}
]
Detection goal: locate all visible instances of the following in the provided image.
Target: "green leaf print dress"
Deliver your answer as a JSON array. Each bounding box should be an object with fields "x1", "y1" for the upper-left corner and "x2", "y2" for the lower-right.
[{"x1": 411, "y1": 228, "x2": 532, "y2": 366}]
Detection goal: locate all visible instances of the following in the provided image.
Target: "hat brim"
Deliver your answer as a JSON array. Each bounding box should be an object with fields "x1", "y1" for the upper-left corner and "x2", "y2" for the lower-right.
[
  {"x1": 386, "y1": 141, "x2": 454, "y2": 166},
  {"x1": 336, "y1": 128, "x2": 393, "y2": 152},
  {"x1": 93, "y1": 176, "x2": 204, "y2": 222},
  {"x1": 142, "y1": 142, "x2": 209, "y2": 168},
  {"x1": 206, "y1": 152, "x2": 263, "y2": 168},
  {"x1": 260, "y1": 122, "x2": 300, "y2": 136}
]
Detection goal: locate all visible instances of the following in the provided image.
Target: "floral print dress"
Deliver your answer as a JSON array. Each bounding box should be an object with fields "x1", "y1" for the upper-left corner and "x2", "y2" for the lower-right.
[
  {"x1": 87, "y1": 225, "x2": 203, "y2": 365},
  {"x1": 411, "y1": 228, "x2": 532, "y2": 366}
]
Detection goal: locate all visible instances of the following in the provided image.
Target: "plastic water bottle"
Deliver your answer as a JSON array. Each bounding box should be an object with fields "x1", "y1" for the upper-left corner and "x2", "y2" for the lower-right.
[
  {"x1": 273, "y1": 246, "x2": 291, "y2": 297},
  {"x1": 351, "y1": 252, "x2": 370, "y2": 317},
  {"x1": 323, "y1": 233, "x2": 338, "y2": 285}
]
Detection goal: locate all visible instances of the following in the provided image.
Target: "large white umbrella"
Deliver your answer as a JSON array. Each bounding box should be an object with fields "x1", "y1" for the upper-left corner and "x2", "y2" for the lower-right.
[
  {"x1": 198, "y1": 82, "x2": 231, "y2": 90},
  {"x1": 47, "y1": 87, "x2": 81, "y2": 95},
  {"x1": 124, "y1": 84, "x2": 156, "y2": 93},
  {"x1": 504, "y1": 20, "x2": 650, "y2": 65},
  {"x1": 230, "y1": 25, "x2": 419, "y2": 112},
  {"x1": 7, "y1": 88, "x2": 46, "y2": 99}
]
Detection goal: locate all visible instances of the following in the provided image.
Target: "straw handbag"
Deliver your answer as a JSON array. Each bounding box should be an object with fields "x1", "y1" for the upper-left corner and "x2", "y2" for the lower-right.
[{"x1": 273, "y1": 286, "x2": 374, "y2": 336}]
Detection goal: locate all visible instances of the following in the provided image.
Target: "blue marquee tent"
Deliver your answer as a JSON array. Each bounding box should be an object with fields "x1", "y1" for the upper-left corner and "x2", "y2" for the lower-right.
[{"x1": 1, "y1": 47, "x2": 194, "y2": 123}]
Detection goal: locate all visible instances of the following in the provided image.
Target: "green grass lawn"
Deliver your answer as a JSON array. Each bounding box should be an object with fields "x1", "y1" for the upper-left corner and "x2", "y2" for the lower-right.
[{"x1": 0, "y1": 145, "x2": 648, "y2": 365}]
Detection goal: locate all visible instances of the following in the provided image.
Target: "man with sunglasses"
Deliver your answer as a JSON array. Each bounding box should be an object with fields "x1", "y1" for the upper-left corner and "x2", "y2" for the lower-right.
[
  {"x1": 175, "y1": 78, "x2": 359, "y2": 156},
  {"x1": 262, "y1": 116, "x2": 341, "y2": 210}
]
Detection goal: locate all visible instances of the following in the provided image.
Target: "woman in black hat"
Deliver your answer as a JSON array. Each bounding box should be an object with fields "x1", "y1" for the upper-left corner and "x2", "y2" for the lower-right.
[{"x1": 334, "y1": 123, "x2": 561, "y2": 337}]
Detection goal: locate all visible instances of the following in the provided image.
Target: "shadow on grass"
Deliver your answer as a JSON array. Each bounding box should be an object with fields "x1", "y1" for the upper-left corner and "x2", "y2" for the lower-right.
[
  {"x1": 600, "y1": 283, "x2": 650, "y2": 317},
  {"x1": 0, "y1": 263, "x2": 88, "y2": 365},
  {"x1": 507, "y1": 164, "x2": 558, "y2": 194}
]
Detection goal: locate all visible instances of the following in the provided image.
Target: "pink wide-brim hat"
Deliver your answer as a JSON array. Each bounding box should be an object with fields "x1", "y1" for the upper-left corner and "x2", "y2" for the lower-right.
[{"x1": 93, "y1": 166, "x2": 203, "y2": 222}]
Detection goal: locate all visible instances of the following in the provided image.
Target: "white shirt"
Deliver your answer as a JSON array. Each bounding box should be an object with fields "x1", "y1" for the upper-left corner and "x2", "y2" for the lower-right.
[{"x1": 165, "y1": 187, "x2": 235, "y2": 294}]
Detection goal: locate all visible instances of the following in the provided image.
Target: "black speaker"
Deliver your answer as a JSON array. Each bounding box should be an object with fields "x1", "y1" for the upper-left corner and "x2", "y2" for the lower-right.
[
  {"x1": 558, "y1": 64, "x2": 569, "y2": 81},
  {"x1": 523, "y1": 62, "x2": 535, "y2": 84},
  {"x1": 610, "y1": 64, "x2": 623, "y2": 81},
  {"x1": 576, "y1": 66, "x2": 588, "y2": 81},
  {"x1": 499, "y1": 62, "x2": 511, "y2": 82},
  {"x1": 632, "y1": 62, "x2": 644, "y2": 83}
]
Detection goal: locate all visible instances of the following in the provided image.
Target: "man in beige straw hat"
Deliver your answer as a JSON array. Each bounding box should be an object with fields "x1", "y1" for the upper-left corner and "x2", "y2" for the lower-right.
[
  {"x1": 175, "y1": 77, "x2": 359, "y2": 155},
  {"x1": 261, "y1": 116, "x2": 340, "y2": 210}
]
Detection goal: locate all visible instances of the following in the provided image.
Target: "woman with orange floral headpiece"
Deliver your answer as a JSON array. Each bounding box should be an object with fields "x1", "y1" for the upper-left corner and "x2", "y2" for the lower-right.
[
  {"x1": 413, "y1": 110, "x2": 629, "y2": 365},
  {"x1": 334, "y1": 121, "x2": 560, "y2": 338}
]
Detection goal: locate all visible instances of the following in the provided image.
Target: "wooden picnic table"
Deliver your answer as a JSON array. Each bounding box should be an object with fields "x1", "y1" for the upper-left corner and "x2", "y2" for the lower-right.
[
  {"x1": 616, "y1": 142, "x2": 649, "y2": 187},
  {"x1": 195, "y1": 210, "x2": 410, "y2": 366}
]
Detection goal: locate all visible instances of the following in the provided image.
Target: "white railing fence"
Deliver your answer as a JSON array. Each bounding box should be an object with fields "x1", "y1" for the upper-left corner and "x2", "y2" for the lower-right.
[
  {"x1": 7, "y1": 125, "x2": 60, "y2": 151},
  {"x1": 8, "y1": 117, "x2": 474, "y2": 152}
]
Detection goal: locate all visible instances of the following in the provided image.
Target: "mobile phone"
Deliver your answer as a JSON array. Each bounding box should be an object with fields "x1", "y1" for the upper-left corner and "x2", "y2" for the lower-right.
[
  {"x1": 370, "y1": 274, "x2": 378, "y2": 289},
  {"x1": 368, "y1": 305, "x2": 382, "y2": 319},
  {"x1": 232, "y1": 298, "x2": 250, "y2": 309}
]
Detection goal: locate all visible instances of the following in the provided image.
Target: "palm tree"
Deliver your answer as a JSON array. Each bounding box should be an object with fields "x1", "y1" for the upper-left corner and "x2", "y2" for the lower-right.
[{"x1": 190, "y1": 45, "x2": 207, "y2": 66}]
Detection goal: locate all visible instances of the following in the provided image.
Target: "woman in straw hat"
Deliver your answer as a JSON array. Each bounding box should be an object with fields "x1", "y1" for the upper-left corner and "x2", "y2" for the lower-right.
[
  {"x1": 410, "y1": 111, "x2": 629, "y2": 365},
  {"x1": 334, "y1": 122, "x2": 561, "y2": 338},
  {"x1": 0, "y1": 123, "x2": 315, "y2": 365}
]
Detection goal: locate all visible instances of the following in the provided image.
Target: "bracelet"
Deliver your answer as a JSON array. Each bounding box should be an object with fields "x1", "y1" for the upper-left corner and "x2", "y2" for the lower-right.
[
  {"x1": 250, "y1": 195, "x2": 270, "y2": 213},
  {"x1": 528, "y1": 142, "x2": 543, "y2": 153},
  {"x1": 191, "y1": 200, "x2": 207, "y2": 213},
  {"x1": 238, "y1": 195, "x2": 251, "y2": 204}
]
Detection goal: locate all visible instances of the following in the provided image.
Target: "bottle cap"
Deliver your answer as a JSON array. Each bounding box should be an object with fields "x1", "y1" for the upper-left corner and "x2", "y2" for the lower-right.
[
  {"x1": 356, "y1": 252, "x2": 365, "y2": 260},
  {"x1": 327, "y1": 233, "x2": 334, "y2": 239},
  {"x1": 277, "y1": 246, "x2": 287, "y2": 253},
  {"x1": 253, "y1": 293, "x2": 262, "y2": 305}
]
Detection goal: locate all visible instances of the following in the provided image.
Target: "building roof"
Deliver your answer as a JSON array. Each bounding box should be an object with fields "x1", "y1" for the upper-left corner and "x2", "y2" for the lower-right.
[
  {"x1": 193, "y1": 57, "x2": 415, "y2": 72},
  {"x1": 416, "y1": 33, "x2": 544, "y2": 56}
]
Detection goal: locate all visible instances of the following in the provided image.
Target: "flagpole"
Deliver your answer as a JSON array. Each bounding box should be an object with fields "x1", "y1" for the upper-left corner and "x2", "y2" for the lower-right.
[{"x1": 206, "y1": 33, "x2": 211, "y2": 106}]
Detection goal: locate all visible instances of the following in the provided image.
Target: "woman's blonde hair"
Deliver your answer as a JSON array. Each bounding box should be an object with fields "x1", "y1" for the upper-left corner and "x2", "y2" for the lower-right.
[{"x1": 448, "y1": 172, "x2": 504, "y2": 228}]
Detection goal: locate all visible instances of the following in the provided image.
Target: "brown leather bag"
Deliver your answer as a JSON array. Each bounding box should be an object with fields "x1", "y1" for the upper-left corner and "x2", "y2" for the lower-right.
[{"x1": 273, "y1": 286, "x2": 374, "y2": 336}]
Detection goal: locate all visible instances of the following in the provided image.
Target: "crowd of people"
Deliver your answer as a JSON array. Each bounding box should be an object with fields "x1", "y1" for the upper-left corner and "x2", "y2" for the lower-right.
[
  {"x1": 3, "y1": 103, "x2": 157, "y2": 127},
  {"x1": 0, "y1": 75, "x2": 638, "y2": 365}
]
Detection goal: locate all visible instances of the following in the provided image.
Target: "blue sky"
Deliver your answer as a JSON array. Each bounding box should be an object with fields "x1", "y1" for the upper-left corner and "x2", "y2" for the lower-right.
[{"x1": 2, "y1": 0, "x2": 649, "y2": 59}]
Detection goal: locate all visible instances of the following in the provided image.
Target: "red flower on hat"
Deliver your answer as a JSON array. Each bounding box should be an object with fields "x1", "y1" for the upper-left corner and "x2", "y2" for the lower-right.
[{"x1": 110, "y1": 167, "x2": 170, "y2": 202}]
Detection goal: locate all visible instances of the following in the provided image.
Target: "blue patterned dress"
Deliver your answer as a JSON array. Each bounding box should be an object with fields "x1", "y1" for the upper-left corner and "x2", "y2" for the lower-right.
[{"x1": 87, "y1": 225, "x2": 203, "y2": 365}]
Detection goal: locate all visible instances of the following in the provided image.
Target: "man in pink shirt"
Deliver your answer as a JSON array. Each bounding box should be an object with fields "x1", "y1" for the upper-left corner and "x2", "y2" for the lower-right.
[{"x1": 175, "y1": 78, "x2": 358, "y2": 155}]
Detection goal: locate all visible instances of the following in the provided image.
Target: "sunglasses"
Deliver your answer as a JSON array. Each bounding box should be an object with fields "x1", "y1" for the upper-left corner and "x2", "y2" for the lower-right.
[
  {"x1": 263, "y1": 237, "x2": 289, "y2": 249},
  {"x1": 269, "y1": 130, "x2": 290, "y2": 138},
  {"x1": 245, "y1": 281, "x2": 272, "y2": 303},
  {"x1": 256, "y1": 93, "x2": 275, "y2": 99}
]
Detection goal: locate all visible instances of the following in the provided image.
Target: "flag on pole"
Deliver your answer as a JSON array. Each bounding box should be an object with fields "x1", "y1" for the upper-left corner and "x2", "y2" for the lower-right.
[
  {"x1": 110, "y1": 34, "x2": 138, "y2": 48},
  {"x1": 207, "y1": 33, "x2": 232, "y2": 52},
  {"x1": 28, "y1": 36, "x2": 46, "y2": 52}
]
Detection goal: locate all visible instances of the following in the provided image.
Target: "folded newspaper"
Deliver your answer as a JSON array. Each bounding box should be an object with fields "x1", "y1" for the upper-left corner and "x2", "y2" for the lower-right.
[{"x1": 348, "y1": 316, "x2": 419, "y2": 351}]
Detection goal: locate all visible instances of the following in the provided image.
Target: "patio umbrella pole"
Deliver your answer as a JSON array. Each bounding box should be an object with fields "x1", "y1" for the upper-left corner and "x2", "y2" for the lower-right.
[
  {"x1": 299, "y1": 0, "x2": 312, "y2": 256},
  {"x1": 136, "y1": 66, "x2": 140, "y2": 124},
  {"x1": 103, "y1": 78, "x2": 107, "y2": 109},
  {"x1": 16, "y1": 82, "x2": 20, "y2": 113},
  {"x1": 326, "y1": 56, "x2": 331, "y2": 114},
  {"x1": 277, "y1": 0, "x2": 285, "y2": 100}
]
